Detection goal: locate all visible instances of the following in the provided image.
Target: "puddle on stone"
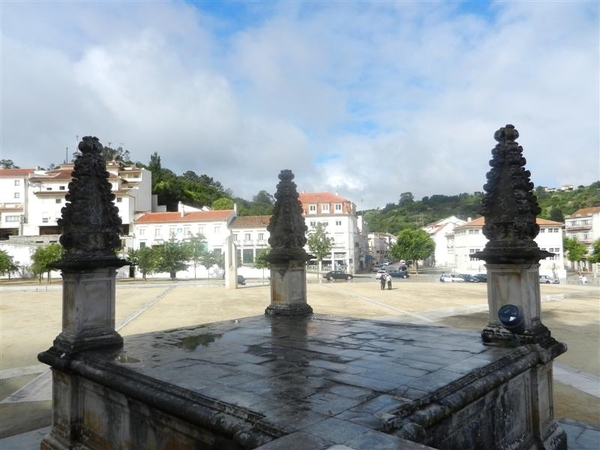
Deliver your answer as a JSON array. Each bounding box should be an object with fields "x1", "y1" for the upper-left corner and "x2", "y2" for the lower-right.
[
  {"x1": 178, "y1": 334, "x2": 222, "y2": 351},
  {"x1": 115, "y1": 354, "x2": 142, "y2": 364}
]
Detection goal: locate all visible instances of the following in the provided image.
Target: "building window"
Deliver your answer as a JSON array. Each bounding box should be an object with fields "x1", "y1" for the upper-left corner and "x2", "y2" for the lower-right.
[
  {"x1": 322, "y1": 204, "x2": 330, "y2": 213},
  {"x1": 5, "y1": 215, "x2": 20, "y2": 222},
  {"x1": 14, "y1": 192, "x2": 20, "y2": 199},
  {"x1": 214, "y1": 226, "x2": 221, "y2": 234},
  {"x1": 139, "y1": 228, "x2": 146, "y2": 236},
  {"x1": 310, "y1": 221, "x2": 316, "y2": 227},
  {"x1": 155, "y1": 228, "x2": 162, "y2": 237},
  {"x1": 59, "y1": 185, "x2": 66, "y2": 190},
  {"x1": 258, "y1": 233, "x2": 264, "y2": 241},
  {"x1": 309, "y1": 204, "x2": 317, "y2": 213},
  {"x1": 335, "y1": 203, "x2": 342, "y2": 212},
  {"x1": 245, "y1": 233, "x2": 251, "y2": 241},
  {"x1": 336, "y1": 220, "x2": 342, "y2": 226},
  {"x1": 184, "y1": 227, "x2": 191, "y2": 236},
  {"x1": 139, "y1": 242, "x2": 146, "y2": 249},
  {"x1": 243, "y1": 249, "x2": 254, "y2": 264},
  {"x1": 116, "y1": 197, "x2": 122, "y2": 203},
  {"x1": 169, "y1": 228, "x2": 176, "y2": 237},
  {"x1": 232, "y1": 234, "x2": 238, "y2": 241},
  {"x1": 468, "y1": 229, "x2": 479, "y2": 234},
  {"x1": 540, "y1": 228, "x2": 546, "y2": 233},
  {"x1": 14, "y1": 180, "x2": 20, "y2": 186},
  {"x1": 55, "y1": 199, "x2": 61, "y2": 204},
  {"x1": 198, "y1": 226, "x2": 205, "y2": 234}
]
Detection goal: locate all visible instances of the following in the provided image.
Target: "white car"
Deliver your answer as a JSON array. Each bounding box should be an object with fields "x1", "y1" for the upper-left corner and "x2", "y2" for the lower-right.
[
  {"x1": 375, "y1": 270, "x2": 387, "y2": 280},
  {"x1": 440, "y1": 274, "x2": 464, "y2": 283}
]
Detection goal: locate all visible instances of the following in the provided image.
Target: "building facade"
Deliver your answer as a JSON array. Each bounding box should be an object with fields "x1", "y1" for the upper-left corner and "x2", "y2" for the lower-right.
[
  {"x1": 422, "y1": 216, "x2": 468, "y2": 268},
  {"x1": 452, "y1": 217, "x2": 565, "y2": 278},
  {"x1": 564, "y1": 206, "x2": 600, "y2": 272}
]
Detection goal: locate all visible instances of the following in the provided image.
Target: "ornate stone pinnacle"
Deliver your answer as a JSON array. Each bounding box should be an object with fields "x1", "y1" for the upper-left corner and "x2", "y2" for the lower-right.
[
  {"x1": 266, "y1": 169, "x2": 312, "y2": 263},
  {"x1": 55, "y1": 136, "x2": 127, "y2": 269},
  {"x1": 474, "y1": 125, "x2": 551, "y2": 264}
]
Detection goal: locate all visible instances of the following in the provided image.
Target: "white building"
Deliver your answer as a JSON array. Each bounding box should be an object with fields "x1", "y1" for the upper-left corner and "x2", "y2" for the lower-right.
[
  {"x1": 299, "y1": 192, "x2": 368, "y2": 273},
  {"x1": 564, "y1": 206, "x2": 600, "y2": 272},
  {"x1": 367, "y1": 232, "x2": 395, "y2": 266},
  {"x1": 0, "y1": 168, "x2": 36, "y2": 240},
  {"x1": 422, "y1": 216, "x2": 468, "y2": 268},
  {"x1": 229, "y1": 215, "x2": 272, "y2": 278},
  {"x1": 452, "y1": 217, "x2": 565, "y2": 278}
]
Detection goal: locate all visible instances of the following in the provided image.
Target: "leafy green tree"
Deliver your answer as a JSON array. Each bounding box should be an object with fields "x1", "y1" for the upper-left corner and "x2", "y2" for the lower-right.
[
  {"x1": 390, "y1": 229, "x2": 435, "y2": 274},
  {"x1": 31, "y1": 243, "x2": 63, "y2": 283},
  {"x1": 563, "y1": 237, "x2": 588, "y2": 269},
  {"x1": 212, "y1": 197, "x2": 234, "y2": 210},
  {"x1": 136, "y1": 246, "x2": 157, "y2": 281},
  {"x1": 0, "y1": 159, "x2": 19, "y2": 169},
  {"x1": 0, "y1": 249, "x2": 19, "y2": 279},
  {"x1": 588, "y1": 239, "x2": 600, "y2": 264},
  {"x1": 154, "y1": 240, "x2": 190, "y2": 280},
  {"x1": 200, "y1": 250, "x2": 222, "y2": 279},
  {"x1": 184, "y1": 233, "x2": 207, "y2": 279},
  {"x1": 307, "y1": 222, "x2": 334, "y2": 282},
  {"x1": 254, "y1": 247, "x2": 271, "y2": 280},
  {"x1": 548, "y1": 207, "x2": 565, "y2": 223},
  {"x1": 102, "y1": 145, "x2": 132, "y2": 164}
]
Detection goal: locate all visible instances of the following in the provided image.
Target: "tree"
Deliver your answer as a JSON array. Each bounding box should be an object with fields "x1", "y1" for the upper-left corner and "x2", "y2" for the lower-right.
[
  {"x1": 588, "y1": 239, "x2": 600, "y2": 264},
  {"x1": 154, "y1": 240, "x2": 190, "y2": 280},
  {"x1": 254, "y1": 247, "x2": 271, "y2": 281},
  {"x1": 390, "y1": 229, "x2": 435, "y2": 274},
  {"x1": 200, "y1": 250, "x2": 222, "y2": 280},
  {"x1": 184, "y1": 233, "x2": 207, "y2": 279},
  {"x1": 548, "y1": 207, "x2": 564, "y2": 223},
  {"x1": 0, "y1": 159, "x2": 19, "y2": 169},
  {"x1": 212, "y1": 197, "x2": 234, "y2": 210},
  {"x1": 31, "y1": 243, "x2": 63, "y2": 283},
  {"x1": 0, "y1": 249, "x2": 19, "y2": 279},
  {"x1": 307, "y1": 222, "x2": 334, "y2": 282},
  {"x1": 136, "y1": 246, "x2": 157, "y2": 281},
  {"x1": 563, "y1": 237, "x2": 588, "y2": 270}
]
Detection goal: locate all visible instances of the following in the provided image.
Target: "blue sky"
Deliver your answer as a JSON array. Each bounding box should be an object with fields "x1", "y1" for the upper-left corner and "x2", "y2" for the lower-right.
[{"x1": 1, "y1": 0, "x2": 598, "y2": 210}]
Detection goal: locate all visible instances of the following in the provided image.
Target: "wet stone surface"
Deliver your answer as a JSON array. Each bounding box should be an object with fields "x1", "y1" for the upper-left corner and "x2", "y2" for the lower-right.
[{"x1": 87, "y1": 314, "x2": 531, "y2": 449}]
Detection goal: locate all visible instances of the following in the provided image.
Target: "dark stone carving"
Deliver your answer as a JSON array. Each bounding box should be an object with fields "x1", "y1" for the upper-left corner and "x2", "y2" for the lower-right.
[
  {"x1": 474, "y1": 125, "x2": 552, "y2": 264},
  {"x1": 55, "y1": 136, "x2": 128, "y2": 269},
  {"x1": 266, "y1": 170, "x2": 313, "y2": 263}
]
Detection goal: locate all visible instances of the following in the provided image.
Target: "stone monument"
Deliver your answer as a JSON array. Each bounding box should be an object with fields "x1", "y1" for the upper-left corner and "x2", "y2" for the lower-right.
[{"x1": 264, "y1": 169, "x2": 314, "y2": 316}]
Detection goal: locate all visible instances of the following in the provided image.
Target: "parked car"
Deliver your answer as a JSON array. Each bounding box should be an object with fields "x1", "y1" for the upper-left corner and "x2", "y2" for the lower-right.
[
  {"x1": 459, "y1": 274, "x2": 479, "y2": 283},
  {"x1": 472, "y1": 273, "x2": 487, "y2": 283},
  {"x1": 324, "y1": 271, "x2": 353, "y2": 281},
  {"x1": 388, "y1": 269, "x2": 409, "y2": 279},
  {"x1": 539, "y1": 275, "x2": 559, "y2": 284},
  {"x1": 237, "y1": 275, "x2": 246, "y2": 285},
  {"x1": 440, "y1": 274, "x2": 464, "y2": 283},
  {"x1": 375, "y1": 269, "x2": 387, "y2": 280}
]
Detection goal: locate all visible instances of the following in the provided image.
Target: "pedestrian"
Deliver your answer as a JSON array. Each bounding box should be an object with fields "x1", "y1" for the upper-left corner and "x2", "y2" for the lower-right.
[
  {"x1": 386, "y1": 273, "x2": 392, "y2": 290},
  {"x1": 380, "y1": 274, "x2": 386, "y2": 290}
]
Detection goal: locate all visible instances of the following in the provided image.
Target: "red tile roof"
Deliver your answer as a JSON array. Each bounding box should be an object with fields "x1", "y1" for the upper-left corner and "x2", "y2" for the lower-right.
[
  {"x1": 299, "y1": 192, "x2": 350, "y2": 204},
  {"x1": 230, "y1": 216, "x2": 272, "y2": 229},
  {"x1": 135, "y1": 210, "x2": 234, "y2": 224},
  {"x1": 0, "y1": 169, "x2": 36, "y2": 177},
  {"x1": 569, "y1": 207, "x2": 600, "y2": 217},
  {"x1": 455, "y1": 217, "x2": 563, "y2": 229}
]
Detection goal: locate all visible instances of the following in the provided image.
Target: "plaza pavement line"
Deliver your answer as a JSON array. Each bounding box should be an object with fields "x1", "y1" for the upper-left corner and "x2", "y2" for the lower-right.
[
  {"x1": 554, "y1": 364, "x2": 600, "y2": 399},
  {"x1": 0, "y1": 364, "x2": 46, "y2": 380}
]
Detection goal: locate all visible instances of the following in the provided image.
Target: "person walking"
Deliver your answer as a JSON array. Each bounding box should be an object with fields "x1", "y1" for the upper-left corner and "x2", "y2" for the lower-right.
[
  {"x1": 380, "y1": 274, "x2": 387, "y2": 290},
  {"x1": 386, "y1": 273, "x2": 392, "y2": 290}
]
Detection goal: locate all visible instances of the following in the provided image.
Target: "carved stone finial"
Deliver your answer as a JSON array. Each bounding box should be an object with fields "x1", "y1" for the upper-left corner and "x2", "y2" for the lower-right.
[
  {"x1": 266, "y1": 169, "x2": 312, "y2": 263},
  {"x1": 475, "y1": 125, "x2": 551, "y2": 264},
  {"x1": 55, "y1": 136, "x2": 127, "y2": 269}
]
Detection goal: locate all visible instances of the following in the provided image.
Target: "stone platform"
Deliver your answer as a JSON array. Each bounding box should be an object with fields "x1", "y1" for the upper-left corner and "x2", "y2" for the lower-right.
[{"x1": 40, "y1": 314, "x2": 566, "y2": 449}]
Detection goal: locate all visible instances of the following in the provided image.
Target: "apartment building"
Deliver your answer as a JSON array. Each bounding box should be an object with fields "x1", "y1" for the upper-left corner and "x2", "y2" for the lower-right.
[
  {"x1": 564, "y1": 206, "x2": 600, "y2": 271},
  {"x1": 299, "y1": 192, "x2": 368, "y2": 273},
  {"x1": 0, "y1": 168, "x2": 35, "y2": 240},
  {"x1": 422, "y1": 216, "x2": 468, "y2": 268},
  {"x1": 452, "y1": 217, "x2": 565, "y2": 278}
]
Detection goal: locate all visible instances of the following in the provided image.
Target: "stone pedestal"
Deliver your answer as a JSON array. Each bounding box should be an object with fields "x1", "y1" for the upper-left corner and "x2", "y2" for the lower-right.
[
  {"x1": 51, "y1": 266, "x2": 123, "y2": 355},
  {"x1": 481, "y1": 263, "x2": 556, "y2": 345},
  {"x1": 265, "y1": 259, "x2": 313, "y2": 316}
]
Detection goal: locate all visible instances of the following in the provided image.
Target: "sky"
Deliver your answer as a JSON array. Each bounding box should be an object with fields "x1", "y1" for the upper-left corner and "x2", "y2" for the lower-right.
[{"x1": 1, "y1": 0, "x2": 598, "y2": 210}]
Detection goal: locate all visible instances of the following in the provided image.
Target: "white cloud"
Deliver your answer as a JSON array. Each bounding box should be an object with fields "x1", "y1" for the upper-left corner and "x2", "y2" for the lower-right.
[{"x1": 1, "y1": 1, "x2": 598, "y2": 210}]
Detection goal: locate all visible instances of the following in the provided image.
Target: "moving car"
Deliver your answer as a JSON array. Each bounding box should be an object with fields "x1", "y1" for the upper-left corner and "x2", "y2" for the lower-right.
[
  {"x1": 539, "y1": 275, "x2": 559, "y2": 284},
  {"x1": 388, "y1": 270, "x2": 409, "y2": 279},
  {"x1": 324, "y1": 271, "x2": 353, "y2": 281}
]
